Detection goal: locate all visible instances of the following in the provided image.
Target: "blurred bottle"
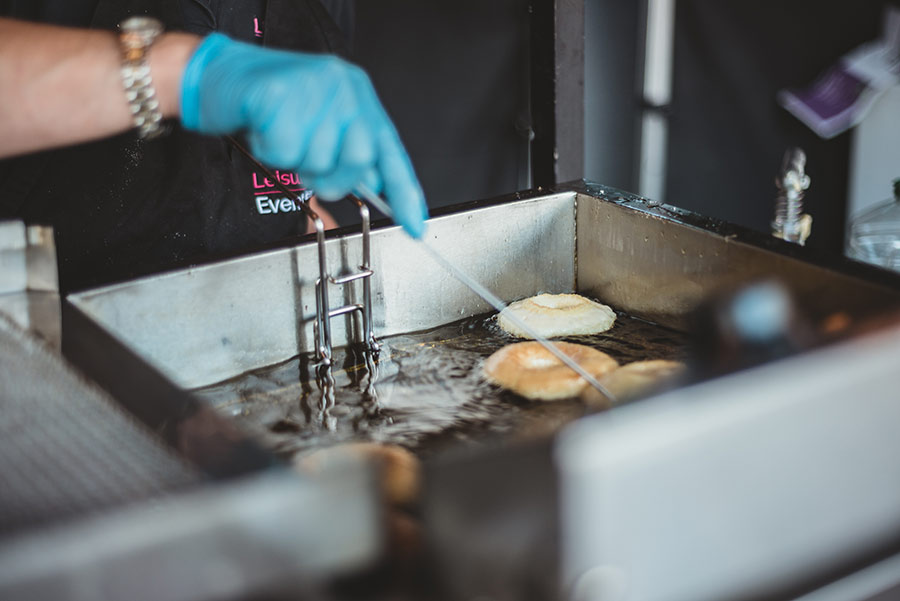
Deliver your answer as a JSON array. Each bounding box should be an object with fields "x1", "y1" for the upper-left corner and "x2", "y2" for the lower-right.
[{"x1": 848, "y1": 179, "x2": 900, "y2": 271}]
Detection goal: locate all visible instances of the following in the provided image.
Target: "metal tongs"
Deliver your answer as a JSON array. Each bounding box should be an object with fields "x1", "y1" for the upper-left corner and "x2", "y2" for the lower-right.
[
  {"x1": 227, "y1": 136, "x2": 616, "y2": 404},
  {"x1": 228, "y1": 137, "x2": 377, "y2": 370}
]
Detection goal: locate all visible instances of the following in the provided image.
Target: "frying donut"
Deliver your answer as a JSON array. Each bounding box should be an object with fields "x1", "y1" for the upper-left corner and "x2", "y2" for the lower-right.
[
  {"x1": 483, "y1": 341, "x2": 618, "y2": 401},
  {"x1": 498, "y1": 293, "x2": 616, "y2": 339},
  {"x1": 582, "y1": 359, "x2": 687, "y2": 407},
  {"x1": 293, "y1": 443, "x2": 420, "y2": 507}
]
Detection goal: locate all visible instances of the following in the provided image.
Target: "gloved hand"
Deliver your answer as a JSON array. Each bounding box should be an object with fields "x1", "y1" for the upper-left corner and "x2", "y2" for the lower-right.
[{"x1": 180, "y1": 33, "x2": 428, "y2": 238}]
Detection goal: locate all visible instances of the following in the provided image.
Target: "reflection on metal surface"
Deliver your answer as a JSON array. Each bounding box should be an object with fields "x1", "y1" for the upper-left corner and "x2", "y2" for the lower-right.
[{"x1": 0, "y1": 222, "x2": 60, "y2": 348}]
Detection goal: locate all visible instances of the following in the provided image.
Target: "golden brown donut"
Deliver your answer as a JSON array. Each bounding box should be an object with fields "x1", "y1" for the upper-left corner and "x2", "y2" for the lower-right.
[
  {"x1": 498, "y1": 293, "x2": 616, "y2": 338},
  {"x1": 582, "y1": 359, "x2": 687, "y2": 407},
  {"x1": 293, "y1": 442, "x2": 420, "y2": 507},
  {"x1": 293, "y1": 443, "x2": 425, "y2": 562},
  {"x1": 483, "y1": 341, "x2": 618, "y2": 400}
]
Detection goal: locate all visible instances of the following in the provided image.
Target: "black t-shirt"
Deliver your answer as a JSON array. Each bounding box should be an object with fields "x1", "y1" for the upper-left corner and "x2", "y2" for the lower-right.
[
  {"x1": 181, "y1": 0, "x2": 267, "y2": 41},
  {"x1": 0, "y1": 0, "x2": 347, "y2": 293}
]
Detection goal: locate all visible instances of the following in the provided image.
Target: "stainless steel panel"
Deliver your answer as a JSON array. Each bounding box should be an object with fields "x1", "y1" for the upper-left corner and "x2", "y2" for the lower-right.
[
  {"x1": 557, "y1": 322, "x2": 900, "y2": 601},
  {"x1": 576, "y1": 188, "x2": 900, "y2": 329},
  {"x1": 71, "y1": 248, "x2": 303, "y2": 390},
  {"x1": 376, "y1": 194, "x2": 576, "y2": 334},
  {"x1": 24, "y1": 225, "x2": 58, "y2": 293},
  {"x1": 0, "y1": 221, "x2": 26, "y2": 294},
  {"x1": 69, "y1": 193, "x2": 576, "y2": 389},
  {"x1": 0, "y1": 468, "x2": 382, "y2": 601},
  {"x1": 0, "y1": 222, "x2": 60, "y2": 347}
]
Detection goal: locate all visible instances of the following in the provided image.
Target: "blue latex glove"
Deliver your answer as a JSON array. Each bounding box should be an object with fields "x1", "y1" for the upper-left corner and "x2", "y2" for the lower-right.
[{"x1": 180, "y1": 33, "x2": 428, "y2": 238}]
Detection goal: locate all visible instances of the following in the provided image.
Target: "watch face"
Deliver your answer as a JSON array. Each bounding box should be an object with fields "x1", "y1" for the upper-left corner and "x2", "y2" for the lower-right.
[{"x1": 119, "y1": 16, "x2": 164, "y2": 40}]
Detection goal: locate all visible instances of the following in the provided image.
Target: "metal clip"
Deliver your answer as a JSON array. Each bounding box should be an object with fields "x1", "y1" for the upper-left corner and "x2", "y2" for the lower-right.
[
  {"x1": 226, "y1": 137, "x2": 380, "y2": 371},
  {"x1": 313, "y1": 197, "x2": 380, "y2": 368}
]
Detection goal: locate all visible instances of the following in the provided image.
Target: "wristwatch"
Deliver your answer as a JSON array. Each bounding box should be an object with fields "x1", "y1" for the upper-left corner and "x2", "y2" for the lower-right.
[{"x1": 118, "y1": 16, "x2": 165, "y2": 139}]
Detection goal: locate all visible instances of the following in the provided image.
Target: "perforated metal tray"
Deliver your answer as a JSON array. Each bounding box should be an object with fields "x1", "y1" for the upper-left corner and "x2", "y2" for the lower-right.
[{"x1": 0, "y1": 313, "x2": 198, "y2": 537}]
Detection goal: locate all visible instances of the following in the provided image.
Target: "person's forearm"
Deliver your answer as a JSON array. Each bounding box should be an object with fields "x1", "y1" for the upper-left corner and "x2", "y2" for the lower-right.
[{"x1": 0, "y1": 18, "x2": 199, "y2": 158}]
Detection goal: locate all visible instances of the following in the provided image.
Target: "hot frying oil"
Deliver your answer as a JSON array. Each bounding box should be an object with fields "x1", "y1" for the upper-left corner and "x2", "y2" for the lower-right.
[{"x1": 193, "y1": 312, "x2": 688, "y2": 461}]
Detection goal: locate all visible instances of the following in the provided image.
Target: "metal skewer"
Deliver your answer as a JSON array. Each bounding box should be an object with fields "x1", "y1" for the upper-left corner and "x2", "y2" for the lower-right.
[{"x1": 355, "y1": 184, "x2": 618, "y2": 405}]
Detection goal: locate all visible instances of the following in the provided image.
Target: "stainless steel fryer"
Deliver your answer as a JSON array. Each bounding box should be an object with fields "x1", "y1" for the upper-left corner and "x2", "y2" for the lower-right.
[
  {"x1": 61, "y1": 181, "x2": 900, "y2": 601},
  {"x1": 65, "y1": 181, "x2": 900, "y2": 391}
]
